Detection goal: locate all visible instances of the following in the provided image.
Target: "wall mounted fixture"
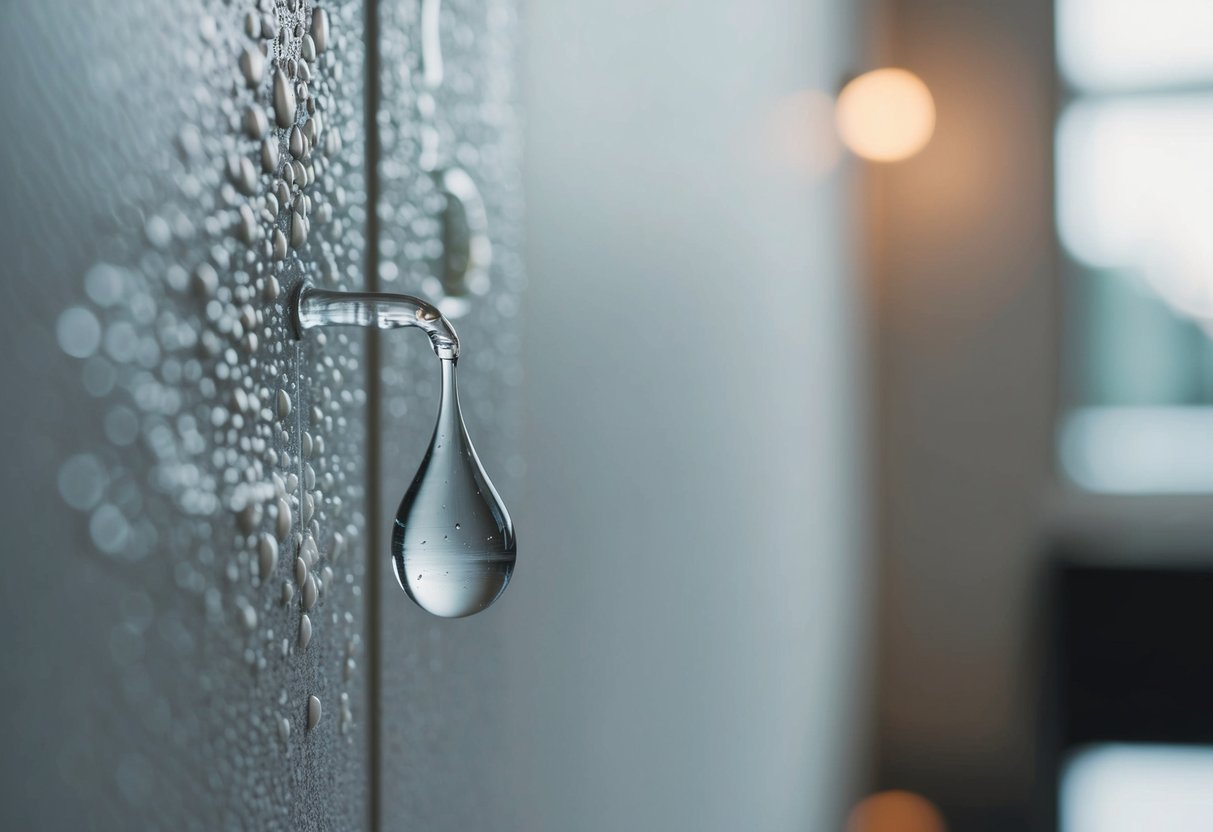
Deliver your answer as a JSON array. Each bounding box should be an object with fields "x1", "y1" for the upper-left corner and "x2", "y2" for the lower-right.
[
  {"x1": 289, "y1": 280, "x2": 516, "y2": 618},
  {"x1": 417, "y1": 0, "x2": 493, "y2": 320}
]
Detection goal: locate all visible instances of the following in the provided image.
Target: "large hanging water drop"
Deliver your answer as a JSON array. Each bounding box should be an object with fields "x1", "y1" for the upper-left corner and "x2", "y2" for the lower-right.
[{"x1": 392, "y1": 358, "x2": 516, "y2": 618}]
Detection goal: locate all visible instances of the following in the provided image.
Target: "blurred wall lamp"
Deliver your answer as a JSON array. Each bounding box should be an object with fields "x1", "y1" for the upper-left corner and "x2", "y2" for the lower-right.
[{"x1": 835, "y1": 68, "x2": 936, "y2": 162}]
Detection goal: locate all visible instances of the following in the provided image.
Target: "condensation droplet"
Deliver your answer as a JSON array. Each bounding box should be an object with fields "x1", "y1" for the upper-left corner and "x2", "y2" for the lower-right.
[
  {"x1": 58, "y1": 453, "x2": 107, "y2": 510},
  {"x1": 311, "y1": 7, "x2": 329, "y2": 53},
  {"x1": 90, "y1": 504, "x2": 131, "y2": 554},
  {"x1": 307, "y1": 695, "x2": 322, "y2": 730},
  {"x1": 303, "y1": 574, "x2": 318, "y2": 611},
  {"x1": 273, "y1": 69, "x2": 296, "y2": 128},
  {"x1": 244, "y1": 105, "x2": 269, "y2": 139},
  {"x1": 56, "y1": 307, "x2": 102, "y2": 359},
  {"x1": 258, "y1": 533, "x2": 278, "y2": 581},
  {"x1": 275, "y1": 498, "x2": 292, "y2": 540},
  {"x1": 240, "y1": 46, "x2": 265, "y2": 87}
]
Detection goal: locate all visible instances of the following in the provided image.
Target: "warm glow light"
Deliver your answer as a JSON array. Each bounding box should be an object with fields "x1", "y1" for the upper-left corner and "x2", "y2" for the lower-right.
[
  {"x1": 847, "y1": 790, "x2": 947, "y2": 832},
  {"x1": 836, "y1": 69, "x2": 936, "y2": 162}
]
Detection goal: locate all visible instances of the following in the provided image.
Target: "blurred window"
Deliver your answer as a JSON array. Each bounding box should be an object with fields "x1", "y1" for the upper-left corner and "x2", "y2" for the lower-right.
[
  {"x1": 1056, "y1": 0, "x2": 1213, "y2": 492},
  {"x1": 1061, "y1": 744, "x2": 1213, "y2": 831}
]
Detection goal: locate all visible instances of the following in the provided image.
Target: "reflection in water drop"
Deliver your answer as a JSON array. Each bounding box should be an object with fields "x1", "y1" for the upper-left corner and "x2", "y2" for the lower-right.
[{"x1": 392, "y1": 359, "x2": 515, "y2": 618}]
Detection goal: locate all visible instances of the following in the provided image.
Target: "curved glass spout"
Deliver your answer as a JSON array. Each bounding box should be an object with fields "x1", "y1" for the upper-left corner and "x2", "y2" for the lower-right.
[{"x1": 290, "y1": 282, "x2": 460, "y2": 359}]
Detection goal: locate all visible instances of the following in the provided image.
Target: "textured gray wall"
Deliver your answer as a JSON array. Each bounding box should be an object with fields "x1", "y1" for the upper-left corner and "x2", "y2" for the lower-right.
[
  {"x1": 0, "y1": 0, "x2": 864, "y2": 829},
  {"x1": 0, "y1": 0, "x2": 371, "y2": 827},
  {"x1": 0, "y1": 0, "x2": 525, "y2": 828}
]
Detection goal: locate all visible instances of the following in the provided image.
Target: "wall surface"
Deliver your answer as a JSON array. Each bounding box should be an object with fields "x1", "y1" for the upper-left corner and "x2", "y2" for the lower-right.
[
  {"x1": 0, "y1": 0, "x2": 864, "y2": 829},
  {"x1": 0, "y1": 0, "x2": 522, "y2": 828},
  {"x1": 0, "y1": 0, "x2": 373, "y2": 827},
  {"x1": 510, "y1": 1, "x2": 869, "y2": 829}
]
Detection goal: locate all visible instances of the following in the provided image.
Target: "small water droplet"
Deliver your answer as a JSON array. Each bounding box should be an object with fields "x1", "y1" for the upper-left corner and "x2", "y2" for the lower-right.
[
  {"x1": 58, "y1": 453, "x2": 107, "y2": 510},
  {"x1": 299, "y1": 613, "x2": 312, "y2": 648},
  {"x1": 273, "y1": 69, "x2": 296, "y2": 128},
  {"x1": 258, "y1": 533, "x2": 278, "y2": 581},
  {"x1": 303, "y1": 574, "x2": 318, "y2": 610},
  {"x1": 307, "y1": 695, "x2": 322, "y2": 730},
  {"x1": 240, "y1": 46, "x2": 265, "y2": 87},
  {"x1": 275, "y1": 498, "x2": 292, "y2": 540},
  {"x1": 57, "y1": 306, "x2": 102, "y2": 358},
  {"x1": 311, "y1": 7, "x2": 329, "y2": 53}
]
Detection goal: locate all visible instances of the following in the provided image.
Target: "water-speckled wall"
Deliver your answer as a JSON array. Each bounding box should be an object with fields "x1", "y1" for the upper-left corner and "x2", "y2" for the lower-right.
[{"x1": 0, "y1": 0, "x2": 520, "y2": 828}]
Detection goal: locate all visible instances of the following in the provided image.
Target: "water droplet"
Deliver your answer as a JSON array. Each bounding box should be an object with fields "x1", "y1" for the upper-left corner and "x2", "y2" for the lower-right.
[
  {"x1": 58, "y1": 453, "x2": 107, "y2": 509},
  {"x1": 275, "y1": 498, "x2": 292, "y2": 540},
  {"x1": 84, "y1": 263, "x2": 126, "y2": 307},
  {"x1": 289, "y1": 125, "x2": 304, "y2": 159},
  {"x1": 239, "y1": 46, "x2": 265, "y2": 88},
  {"x1": 311, "y1": 7, "x2": 329, "y2": 53},
  {"x1": 56, "y1": 306, "x2": 102, "y2": 358},
  {"x1": 272, "y1": 228, "x2": 287, "y2": 260},
  {"x1": 303, "y1": 574, "x2": 318, "y2": 610},
  {"x1": 393, "y1": 359, "x2": 515, "y2": 618},
  {"x1": 299, "y1": 613, "x2": 312, "y2": 648},
  {"x1": 307, "y1": 695, "x2": 322, "y2": 730},
  {"x1": 90, "y1": 503, "x2": 130, "y2": 554},
  {"x1": 273, "y1": 69, "x2": 296, "y2": 128},
  {"x1": 290, "y1": 210, "x2": 308, "y2": 248},
  {"x1": 258, "y1": 533, "x2": 278, "y2": 581},
  {"x1": 244, "y1": 105, "x2": 269, "y2": 139},
  {"x1": 277, "y1": 389, "x2": 292, "y2": 419}
]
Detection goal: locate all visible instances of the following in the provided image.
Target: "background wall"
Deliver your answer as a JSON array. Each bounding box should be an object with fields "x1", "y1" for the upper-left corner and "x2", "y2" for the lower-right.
[
  {"x1": 507, "y1": 1, "x2": 870, "y2": 829},
  {"x1": 870, "y1": 0, "x2": 1058, "y2": 826},
  {"x1": 0, "y1": 0, "x2": 868, "y2": 829}
]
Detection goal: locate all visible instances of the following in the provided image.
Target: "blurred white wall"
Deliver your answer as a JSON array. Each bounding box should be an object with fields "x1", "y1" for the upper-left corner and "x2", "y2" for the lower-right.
[{"x1": 501, "y1": 1, "x2": 869, "y2": 829}]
